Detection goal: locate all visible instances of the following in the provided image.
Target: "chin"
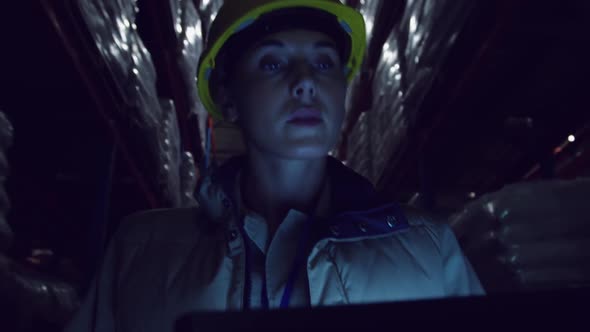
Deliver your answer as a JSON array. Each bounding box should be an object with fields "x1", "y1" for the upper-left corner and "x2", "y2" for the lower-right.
[
  {"x1": 249, "y1": 133, "x2": 337, "y2": 160},
  {"x1": 280, "y1": 144, "x2": 332, "y2": 159}
]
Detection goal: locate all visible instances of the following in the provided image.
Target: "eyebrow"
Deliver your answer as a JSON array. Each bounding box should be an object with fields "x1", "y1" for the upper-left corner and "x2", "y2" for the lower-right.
[
  {"x1": 253, "y1": 39, "x2": 339, "y2": 52},
  {"x1": 313, "y1": 40, "x2": 339, "y2": 51}
]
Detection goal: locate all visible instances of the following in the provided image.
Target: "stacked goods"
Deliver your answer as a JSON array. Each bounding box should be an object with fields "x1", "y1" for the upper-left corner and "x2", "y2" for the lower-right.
[
  {"x1": 168, "y1": 0, "x2": 203, "y2": 206},
  {"x1": 368, "y1": 0, "x2": 474, "y2": 184},
  {"x1": 0, "y1": 112, "x2": 80, "y2": 329},
  {"x1": 77, "y1": 0, "x2": 185, "y2": 207},
  {"x1": 0, "y1": 113, "x2": 12, "y2": 251},
  {"x1": 449, "y1": 178, "x2": 590, "y2": 292},
  {"x1": 370, "y1": 30, "x2": 407, "y2": 183},
  {"x1": 157, "y1": 99, "x2": 183, "y2": 207},
  {"x1": 346, "y1": 112, "x2": 373, "y2": 183},
  {"x1": 170, "y1": 0, "x2": 207, "y2": 139},
  {"x1": 356, "y1": 0, "x2": 383, "y2": 51},
  {"x1": 198, "y1": 0, "x2": 224, "y2": 39}
]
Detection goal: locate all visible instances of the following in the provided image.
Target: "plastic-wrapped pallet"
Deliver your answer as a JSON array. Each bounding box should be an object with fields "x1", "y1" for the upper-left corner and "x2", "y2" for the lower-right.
[
  {"x1": 346, "y1": 112, "x2": 373, "y2": 183},
  {"x1": 449, "y1": 178, "x2": 590, "y2": 292},
  {"x1": 77, "y1": 0, "x2": 184, "y2": 207},
  {"x1": 343, "y1": 66, "x2": 362, "y2": 128},
  {"x1": 356, "y1": 0, "x2": 383, "y2": 52},
  {"x1": 369, "y1": 0, "x2": 474, "y2": 184},
  {"x1": 168, "y1": 0, "x2": 203, "y2": 206},
  {"x1": 370, "y1": 30, "x2": 407, "y2": 182},
  {"x1": 397, "y1": 0, "x2": 474, "y2": 129},
  {"x1": 157, "y1": 99, "x2": 183, "y2": 207},
  {"x1": 400, "y1": 0, "x2": 474, "y2": 85},
  {"x1": 198, "y1": 0, "x2": 224, "y2": 41},
  {"x1": 0, "y1": 112, "x2": 12, "y2": 251},
  {"x1": 170, "y1": 0, "x2": 206, "y2": 120},
  {"x1": 0, "y1": 112, "x2": 80, "y2": 329}
]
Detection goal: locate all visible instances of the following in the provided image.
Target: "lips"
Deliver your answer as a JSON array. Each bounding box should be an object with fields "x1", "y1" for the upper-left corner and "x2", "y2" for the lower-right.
[{"x1": 287, "y1": 107, "x2": 323, "y2": 123}]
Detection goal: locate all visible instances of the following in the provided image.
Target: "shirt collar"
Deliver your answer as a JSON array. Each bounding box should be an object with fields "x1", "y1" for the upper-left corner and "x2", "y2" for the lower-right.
[{"x1": 233, "y1": 167, "x2": 331, "y2": 253}]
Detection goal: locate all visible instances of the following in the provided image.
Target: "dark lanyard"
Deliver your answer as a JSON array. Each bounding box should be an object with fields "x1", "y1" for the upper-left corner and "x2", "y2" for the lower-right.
[{"x1": 279, "y1": 216, "x2": 314, "y2": 309}]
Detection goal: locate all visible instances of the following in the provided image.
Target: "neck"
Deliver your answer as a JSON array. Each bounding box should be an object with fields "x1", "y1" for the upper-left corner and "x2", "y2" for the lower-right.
[{"x1": 242, "y1": 149, "x2": 327, "y2": 233}]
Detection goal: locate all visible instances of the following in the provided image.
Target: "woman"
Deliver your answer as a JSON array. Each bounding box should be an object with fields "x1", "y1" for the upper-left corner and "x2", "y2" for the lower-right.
[{"x1": 65, "y1": 1, "x2": 484, "y2": 331}]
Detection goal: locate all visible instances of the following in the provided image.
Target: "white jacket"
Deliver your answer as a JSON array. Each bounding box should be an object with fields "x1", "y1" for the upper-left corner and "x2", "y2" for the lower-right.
[{"x1": 64, "y1": 157, "x2": 484, "y2": 332}]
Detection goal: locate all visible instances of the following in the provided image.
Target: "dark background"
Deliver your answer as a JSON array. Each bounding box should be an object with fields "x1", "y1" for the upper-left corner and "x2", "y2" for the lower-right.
[{"x1": 0, "y1": 0, "x2": 589, "y2": 330}]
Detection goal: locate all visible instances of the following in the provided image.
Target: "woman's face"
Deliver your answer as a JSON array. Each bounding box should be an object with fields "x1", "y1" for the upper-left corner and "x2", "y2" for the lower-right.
[{"x1": 227, "y1": 29, "x2": 348, "y2": 159}]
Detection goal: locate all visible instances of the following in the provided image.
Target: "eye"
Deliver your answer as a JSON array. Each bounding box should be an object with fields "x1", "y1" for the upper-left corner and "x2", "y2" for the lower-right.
[
  {"x1": 259, "y1": 56, "x2": 286, "y2": 72},
  {"x1": 313, "y1": 55, "x2": 336, "y2": 71}
]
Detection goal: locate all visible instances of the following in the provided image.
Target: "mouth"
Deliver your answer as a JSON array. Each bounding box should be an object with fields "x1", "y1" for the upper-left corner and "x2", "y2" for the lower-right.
[{"x1": 287, "y1": 107, "x2": 323, "y2": 126}]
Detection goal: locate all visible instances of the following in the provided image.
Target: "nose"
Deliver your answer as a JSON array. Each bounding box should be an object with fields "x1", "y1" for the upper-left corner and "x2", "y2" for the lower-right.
[
  {"x1": 293, "y1": 80, "x2": 315, "y2": 99},
  {"x1": 291, "y1": 64, "x2": 316, "y2": 101}
]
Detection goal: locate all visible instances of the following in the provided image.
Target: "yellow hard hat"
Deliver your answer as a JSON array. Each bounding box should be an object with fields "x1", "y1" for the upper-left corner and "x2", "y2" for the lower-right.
[{"x1": 197, "y1": 0, "x2": 367, "y2": 120}]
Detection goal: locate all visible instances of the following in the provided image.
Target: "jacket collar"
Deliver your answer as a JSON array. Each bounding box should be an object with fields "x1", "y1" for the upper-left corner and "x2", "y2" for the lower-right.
[{"x1": 204, "y1": 155, "x2": 409, "y2": 240}]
